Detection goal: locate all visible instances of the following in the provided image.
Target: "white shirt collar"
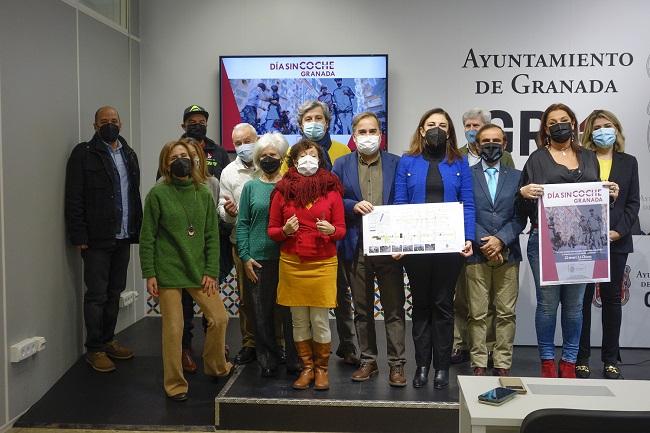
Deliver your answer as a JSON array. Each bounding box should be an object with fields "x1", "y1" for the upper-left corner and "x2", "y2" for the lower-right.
[{"x1": 481, "y1": 159, "x2": 501, "y2": 173}]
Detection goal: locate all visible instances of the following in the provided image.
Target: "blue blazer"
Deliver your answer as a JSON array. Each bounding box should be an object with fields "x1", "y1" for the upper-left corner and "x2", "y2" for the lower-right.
[
  {"x1": 467, "y1": 162, "x2": 526, "y2": 264},
  {"x1": 332, "y1": 150, "x2": 400, "y2": 262},
  {"x1": 394, "y1": 153, "x2": 475, "y2": 241}
]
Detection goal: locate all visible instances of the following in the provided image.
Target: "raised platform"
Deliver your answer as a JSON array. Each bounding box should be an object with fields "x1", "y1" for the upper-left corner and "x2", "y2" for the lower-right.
[
  {"x1": 13, "y1": 317, "x2": 650, "y2": 432},
  {"x1": 215, "y1": 362, "x2": 459, "y2": 433},
  {"x1": 215, "y1": 321, "x2": 650, "y2": 433}
]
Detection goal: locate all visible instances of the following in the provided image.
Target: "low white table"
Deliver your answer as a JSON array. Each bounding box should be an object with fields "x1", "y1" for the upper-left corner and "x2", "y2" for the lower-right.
[{"x1": 458, "y1": 375, "x2": 650, "y2": 433}]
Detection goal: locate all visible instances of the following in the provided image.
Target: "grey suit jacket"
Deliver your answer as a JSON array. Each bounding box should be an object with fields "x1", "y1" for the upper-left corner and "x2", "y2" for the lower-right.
[{"x1": 468, "y1": 162, "x2": 526, "y2": 264}]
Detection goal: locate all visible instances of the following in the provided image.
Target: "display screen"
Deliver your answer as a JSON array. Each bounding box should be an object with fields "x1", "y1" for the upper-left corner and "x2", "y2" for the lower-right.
[{"x1": 219, "y1": 55, "x2": 388, "y2": 151}]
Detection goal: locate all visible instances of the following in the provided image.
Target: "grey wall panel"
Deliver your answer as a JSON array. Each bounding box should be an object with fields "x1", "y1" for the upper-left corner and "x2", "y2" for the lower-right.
[
  {"x1": 130, "y1": 40, "x2": 146, "y2": 323},
  {"x1": 78, "y1": 13, "x2": 130, "y2": 142},
  {"x1": 0, "y1": 0, "x2": 80, "y2": 420},
  {"x1": 0, "y1": 54, "x2": 6, "y2": 429},
  {"x1": 130, "y1": 0, "x2": 140, "y2": 38},
  {"x1": 78, "y1": 13, "x2": 142, "y2": 336}
]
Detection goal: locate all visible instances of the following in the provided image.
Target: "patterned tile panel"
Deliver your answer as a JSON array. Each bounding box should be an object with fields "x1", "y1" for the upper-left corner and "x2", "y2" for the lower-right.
[{"x1": 146, "y1": 267, "x2": 413, "y2": 320}]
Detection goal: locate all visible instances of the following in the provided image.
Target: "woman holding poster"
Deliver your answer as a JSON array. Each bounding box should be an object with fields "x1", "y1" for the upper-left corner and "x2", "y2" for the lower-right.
[
  {"x1": 576, "y1": 110, "x2": 640, "y2": 380},
  {"x1": 394, "y1": 108, "x2": 474, "y2": 390},
  {"x1": 518, "y1": 103, "x2": 618, "y2": 379}
]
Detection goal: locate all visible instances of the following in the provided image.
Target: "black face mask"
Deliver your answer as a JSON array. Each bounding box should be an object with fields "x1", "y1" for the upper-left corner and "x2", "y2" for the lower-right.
[
  {"x1": 98, "y1": 123, "x2": 120, "y2": 143},
  {"x1": 260, "y1": 156, "x2": 281, "y2": 174},
  {"x1": 170, "y1": 158, "x2": 192, "y2": 178},
  {"x1": 480, "y1": 143, "x2": 503, "y2": 163},
  {"x1": 548, "y1": 122, "x2": 572, "y2": 143},
  {"x1": 424, "y1": 127, "x2": 447, "y2": 158},
  {"x1": 186, "y1": 123, "x2": 207, "y2": 140}
]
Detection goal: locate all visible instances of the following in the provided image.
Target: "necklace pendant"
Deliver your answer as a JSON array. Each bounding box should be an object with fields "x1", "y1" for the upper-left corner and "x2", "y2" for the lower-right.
[{"x1": 188, "y1": 225, "x2": 196, "y2": 237}]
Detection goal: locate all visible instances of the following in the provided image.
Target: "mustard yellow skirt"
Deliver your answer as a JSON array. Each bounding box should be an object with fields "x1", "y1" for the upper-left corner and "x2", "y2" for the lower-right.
[{"x1": 277, "y1": 252, "x2": 338, "y2": 308}]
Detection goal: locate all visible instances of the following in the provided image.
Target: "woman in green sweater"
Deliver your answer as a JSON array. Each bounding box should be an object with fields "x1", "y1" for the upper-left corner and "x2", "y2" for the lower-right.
[
  {"x1": 140, "y1": 140, "x2": 232, "y2": 401},
  {"x1": 236, "y1": 132, "x2": 299, "y2": 377}
]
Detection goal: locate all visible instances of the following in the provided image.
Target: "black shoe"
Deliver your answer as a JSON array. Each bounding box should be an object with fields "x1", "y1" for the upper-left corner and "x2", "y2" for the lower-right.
[
  {"x1": 433, "y1": 369, "x2": 449, "y2": 389},
  {"x1": 412, "y1": 366, "x2": 429, "y2": 388},
  {"x1": 279, "y1": 348, "x2": 287, "y2": 364},
  {"x1": 450, "y1": 348, "x2": 469, "y2": 364},
  {"x1": 286, "y1": 363, "x2": 302, "y2": 375},
  {"x1": 261, "y1": 367, "x2": 276, "y2": 378},
  {"x1": 167, "y1": 392, "x2": 188, "y2": 402},
  {"x1": 234, "y1": 347, "x2": 256, "y2": 365},
  {"x1": 575, "y1": 363, "x2": 591, "y2": 379},
  {"x1": 603, "y1": 363, "x2": 622, "y2": 380},
  {"x1": 336, "y1": 345, "x2": 360, "y2": 366}
]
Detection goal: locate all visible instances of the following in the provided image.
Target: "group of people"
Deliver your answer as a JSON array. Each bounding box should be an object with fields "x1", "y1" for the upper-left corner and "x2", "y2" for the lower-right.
[{"x1": 65, "y1": 99, "x2": 639, "y2": 401}]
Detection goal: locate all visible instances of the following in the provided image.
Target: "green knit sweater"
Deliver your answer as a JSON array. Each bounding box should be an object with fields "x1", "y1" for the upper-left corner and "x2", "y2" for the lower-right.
[
  {"x1": 235, "y1": 178, "x2": 279, "y2": 262},
  {"x1": 140, "y1": 178, "x2": 219, "y2": 288}
]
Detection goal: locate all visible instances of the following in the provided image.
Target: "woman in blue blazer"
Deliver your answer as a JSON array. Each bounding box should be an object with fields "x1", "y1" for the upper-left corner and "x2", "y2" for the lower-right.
[{"x1": 394, "y1": 108, "x2": 475, "y2": 389}]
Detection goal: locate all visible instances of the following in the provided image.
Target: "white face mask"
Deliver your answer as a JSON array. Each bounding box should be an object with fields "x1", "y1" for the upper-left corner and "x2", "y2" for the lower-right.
[
  {"x1": 355, "y1": 135, "x2": 380, "y2": 155},
  {"x1": 296, "y1": 155, "x2": 319, "y2": 176}
]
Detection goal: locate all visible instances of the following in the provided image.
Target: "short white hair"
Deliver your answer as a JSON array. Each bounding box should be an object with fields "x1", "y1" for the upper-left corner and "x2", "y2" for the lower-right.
[
  {"x1": 232, "y1": 122, "x2": 257, "y2": 137},
  {"x1": 253, "y1": 132, "x2": 289, "y2": 171},
  {"x1": 462, "y1": 108, "x2": 491, "y2": 125}
]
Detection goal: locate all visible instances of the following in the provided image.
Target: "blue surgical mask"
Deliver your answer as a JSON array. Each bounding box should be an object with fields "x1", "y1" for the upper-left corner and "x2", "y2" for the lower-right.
[
  {"x1": 236, "y1": 142, "x2": 255, "y2": 163},
  {"x1": 465, "y1": 129, "x2": 477, "y2": 144},
  {"x1": 592, "y1": 127, "x2": 616, "y2": 148},
  {"x1": 302, "y1": 122, "x2": 326, "y2": 141}
]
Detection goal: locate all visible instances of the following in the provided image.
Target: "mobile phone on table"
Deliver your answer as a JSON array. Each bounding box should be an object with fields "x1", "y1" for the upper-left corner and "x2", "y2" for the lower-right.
[
  {"x1": 499, "y1": 377, "x2": 527, "y2": 394},
  {"x1": 477, "y1": 387, "x2": 518, "y2": 406}
]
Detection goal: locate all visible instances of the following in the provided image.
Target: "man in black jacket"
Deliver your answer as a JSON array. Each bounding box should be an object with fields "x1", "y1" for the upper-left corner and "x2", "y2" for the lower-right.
[
  {"x1": 181, "y1": 105, "x2": 230, "y2": 179},
  {"x1": 65, "y1": 106, "x2": 142, "y2": 373},
  {"x1": 178, "y1": 105, "x2": 233, "y2": 373}
]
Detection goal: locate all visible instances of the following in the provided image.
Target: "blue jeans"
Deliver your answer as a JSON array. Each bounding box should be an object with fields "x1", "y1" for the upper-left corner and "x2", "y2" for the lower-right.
[{"x1": 527, "y1": 231, "x2": 586, "y2": 363}]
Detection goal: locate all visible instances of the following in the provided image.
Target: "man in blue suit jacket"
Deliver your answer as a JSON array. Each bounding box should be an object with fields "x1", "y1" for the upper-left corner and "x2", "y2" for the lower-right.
[
  {"x1": 465, "y1": 124, "x2": 526, "y2": 377},
  {"x1": 332, "y1": 112, "x2": 406, "y2": 387}
]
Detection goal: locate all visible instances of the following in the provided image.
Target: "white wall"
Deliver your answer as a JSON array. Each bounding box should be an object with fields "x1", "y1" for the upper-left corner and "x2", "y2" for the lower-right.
[
  {"x1": 139, "y1": 0, "x2": 650, "y2": 232},
  {"x1": 0, "y1": 0, "x2": 141, "y2": 427},
  {"x1": 140, "y1": 0, "x2": 650, "y2": 345}
]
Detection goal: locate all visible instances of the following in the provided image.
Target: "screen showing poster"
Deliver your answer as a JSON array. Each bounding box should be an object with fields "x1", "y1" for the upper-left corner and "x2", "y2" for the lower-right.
[
  {"x1": 538, "y1": 182, "x2": 610, "y2": 286},
  {"x1": 362, "y1": 203, "x2": 465, "y2": 256},
  {"x1": 219, "y1": 55, "x2": 387, "y2": 151}
]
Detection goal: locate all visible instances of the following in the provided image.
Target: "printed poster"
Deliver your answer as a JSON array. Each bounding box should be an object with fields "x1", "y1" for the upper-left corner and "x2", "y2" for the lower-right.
[
  {"x1": 538, "y1": 182, "x2": 610, "y2": 285},
  {"x1": 362, "y1": 203, "x2": 465, "y2": 256}
]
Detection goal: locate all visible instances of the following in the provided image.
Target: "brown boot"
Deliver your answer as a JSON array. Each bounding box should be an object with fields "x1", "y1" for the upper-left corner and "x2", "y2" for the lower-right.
[
  {"x1": 292, "y1": 339, "x2": 314, "y2": 390},
  {"x1": 313, "y1": 341, "x2": 331, "y2": 391},
  {"x1": 181, "y1": 348, "x2": 198, "y2": 374}
]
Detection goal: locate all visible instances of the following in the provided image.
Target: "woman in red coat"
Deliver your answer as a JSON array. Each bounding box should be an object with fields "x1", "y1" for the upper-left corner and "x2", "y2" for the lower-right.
[{"x1": 268, "y1": 139, "x2": 346, "y2": 390}]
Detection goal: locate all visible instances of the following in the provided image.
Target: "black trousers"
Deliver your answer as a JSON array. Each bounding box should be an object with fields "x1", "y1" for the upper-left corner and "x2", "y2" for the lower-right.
[
  {"x1": 405, "y1": 253, "x2": 462, "y2": 370},
  {"x1": 578, "y1": 252, "x2": 628, "y2": 364},
  {"x1": 334, "y1": 259, "x2": 357, "y2": 352},
  {"x1": 82, "y1": 240, "x2": 131, "y2": 351},
  {"x1": 247, "y1": 259, "x2": 297, "y2": 370}
]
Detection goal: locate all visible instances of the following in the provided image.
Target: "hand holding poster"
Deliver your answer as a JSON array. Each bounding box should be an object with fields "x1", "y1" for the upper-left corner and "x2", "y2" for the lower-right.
[
  {"x1": 538, "y1": 182, "x2": 610, "y2": 286},
  {"x1": 362, "y1": 203, "x2": 465, "y2": 256}
]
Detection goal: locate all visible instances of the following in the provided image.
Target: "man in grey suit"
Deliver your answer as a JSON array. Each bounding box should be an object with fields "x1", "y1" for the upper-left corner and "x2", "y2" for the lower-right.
[{"x1": 465, "y1": 124, "x2": 526, "y2": 377}]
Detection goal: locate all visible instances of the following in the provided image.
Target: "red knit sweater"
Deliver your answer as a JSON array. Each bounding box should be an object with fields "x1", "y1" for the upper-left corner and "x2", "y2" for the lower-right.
[{"x1": 268, "y1": 188, "x2": 346, "y2": 261}]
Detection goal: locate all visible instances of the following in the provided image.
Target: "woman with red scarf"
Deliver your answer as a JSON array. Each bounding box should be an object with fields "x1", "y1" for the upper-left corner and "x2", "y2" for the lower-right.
[{"x1": 268, "y1": 139, "x2": 346, "y2": 391}]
